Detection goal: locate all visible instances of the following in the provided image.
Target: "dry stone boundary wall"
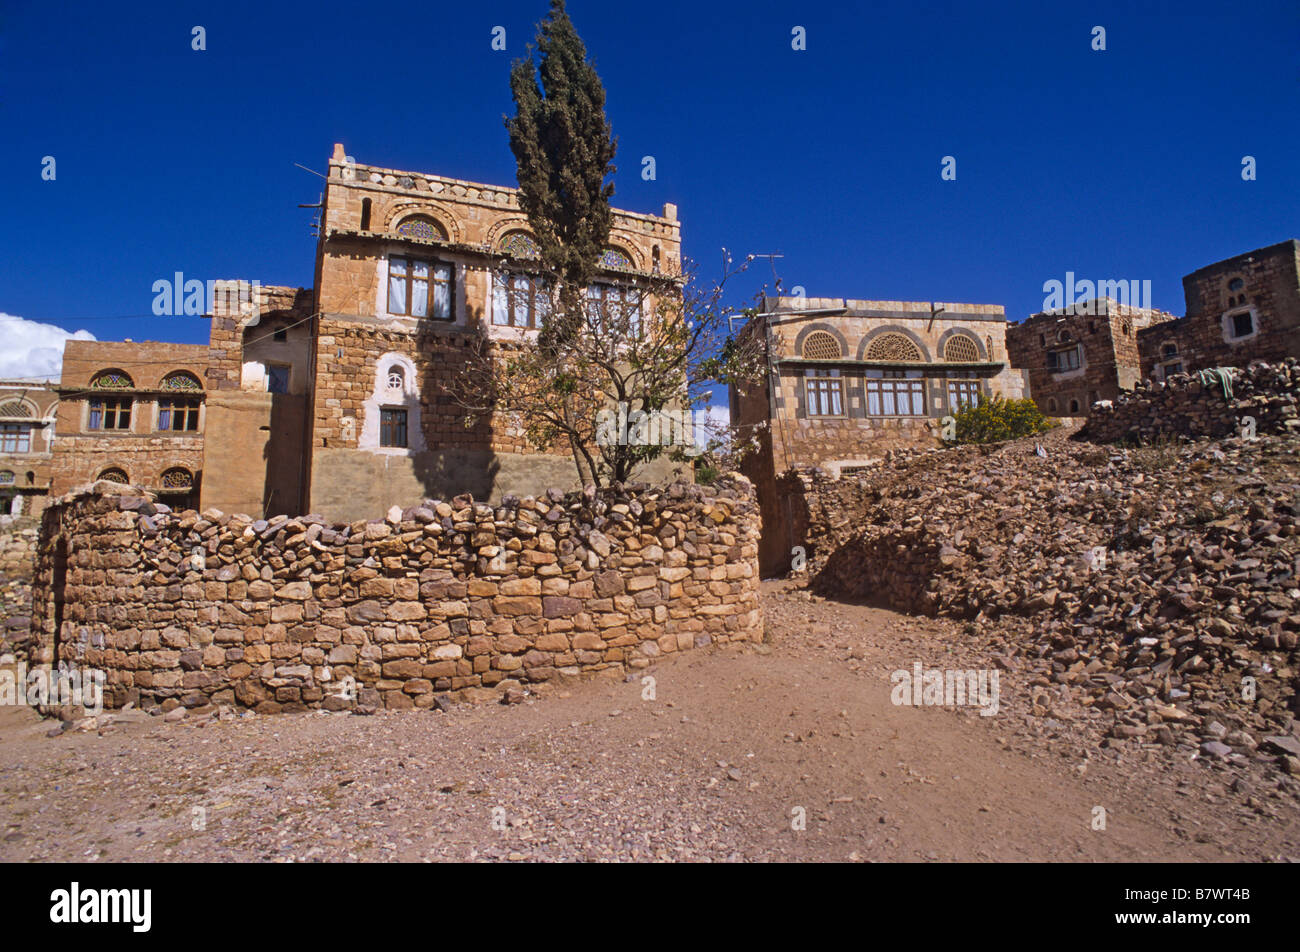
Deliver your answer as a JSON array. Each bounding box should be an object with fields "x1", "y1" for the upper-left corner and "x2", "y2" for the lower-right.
[{"x1": 28, "y1": 475, "x2": 762, "y2": 714}]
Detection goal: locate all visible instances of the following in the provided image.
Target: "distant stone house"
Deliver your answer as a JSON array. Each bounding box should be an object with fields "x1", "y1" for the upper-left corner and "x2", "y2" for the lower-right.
[
  {"x1": 730, "y1": 295, "x2": 1027, "y2": 574},
  {"x1": 1137, "y1": 239, "x2": 1300, "y2": 381},
  {"x1": 0, "y1": 380, "x2": 59, "y2": 516},
  {"x1": 1005, "y1": 300, "x2": 1176, "y2": 417}
]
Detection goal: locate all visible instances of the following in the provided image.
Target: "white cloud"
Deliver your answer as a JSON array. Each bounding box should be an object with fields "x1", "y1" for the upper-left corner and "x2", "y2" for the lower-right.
[{"x1": 0, "y1": 313, "x2": 96, "y2": 381}]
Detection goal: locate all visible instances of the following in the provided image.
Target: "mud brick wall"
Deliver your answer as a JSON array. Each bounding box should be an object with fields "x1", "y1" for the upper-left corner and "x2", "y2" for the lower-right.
[
  {"x1": 27, "y1": 475, "x2": 762, "y2": 714},
  {"x1": 1081, "y1": 358, "x2": 1300, "y2": 444}
]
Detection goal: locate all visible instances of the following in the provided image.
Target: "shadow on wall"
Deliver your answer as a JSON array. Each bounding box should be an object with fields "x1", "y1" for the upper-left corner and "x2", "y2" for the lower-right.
[{"x1": 263, "y1": 393, "x2": 307, "y2": 518}]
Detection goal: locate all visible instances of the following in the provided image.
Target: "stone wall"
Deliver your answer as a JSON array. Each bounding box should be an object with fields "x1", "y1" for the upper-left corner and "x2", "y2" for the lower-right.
[
  {"x1": 1080, "y1": 358, "x2": 1300, "y2": 444},
  {"x1": 27, "y1": 475, "x2": 762, "y2": 714},
  {"x1": 0, "y1": 516, "x2": 38, "y2": 578}
]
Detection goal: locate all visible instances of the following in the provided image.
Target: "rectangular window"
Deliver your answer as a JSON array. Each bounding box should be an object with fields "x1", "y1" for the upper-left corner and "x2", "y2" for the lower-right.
[
  {"x1": 158, "y1": 398, "x2": 200, "y2": 432},
  {"x1": 805, "y1": 369, "x2": 844, "y2": 416},
  {"x1": 389, "y1": 256, "x2": 453, "y2": 320},
  {"x1": 946, "y1": 378, "x2": 981, "y2": 411},
  {"x1": 1049, "y1": 346, "x2": 1081, "y2": 372},
  {"x1": 493, "y1": 271, "x2": 550, "y2": 327},
  {"x1": 587, "y1": 283, "x2": 642, "y2": 337},
  {"x1": 0, "y1": 424, "x2": 30, "y2": 453},
  {"x1": 1231, "y1": 311, "x2": 1254, "y2": 338},
  {"x1": 866, "y1": 373, "x2": 926, "y2": 417},
  {"x1": 380, "y1": 407, "x2": 408, "y2": 448},
  {"x1": 267, "y1": 364, "x2": 291, "y2": 394},
  {"x1": 88, "y1": 397, "x2": 131, "y2": 431}
]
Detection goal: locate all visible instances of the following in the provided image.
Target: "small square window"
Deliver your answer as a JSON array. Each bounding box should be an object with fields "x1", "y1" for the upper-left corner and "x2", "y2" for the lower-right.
[
  {"x1": 273, "y1": 328, "x2": 287, "y2": 342},
  {"x1": 1231, "y1": 311, "x2": 1254, "y2": 338},
  {"x1": 268, "y1": 364, "x2": 291, "y2": 394}
]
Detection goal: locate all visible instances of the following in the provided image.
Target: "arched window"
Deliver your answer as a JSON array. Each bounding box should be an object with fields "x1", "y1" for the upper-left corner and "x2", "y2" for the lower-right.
[
  {"x1": 865, "y1": 333, "x2": 922, "y2": 362},
  {"x1": 1056, "y1": 330, "x2": 1071, "y2": 344},
  {"x1": 601, "y1": 247, "x2": 634, "y2": 270},
  {"x1": 395, "y1": 215, "x2": 448, "y2": 241},
  {"x1": 97, "y1": 467, "x2": 128, "y2": 483},
  {"x1": 161, "y1": 371, "x2": 202, "y2": 392},
  {"x1": 1227, "y1": 277, "x2": 1244, "y2": 292},
  {"x1": 497, "y1": 230, "x2": 540, "y2": 258},
  {"x1": 91, "y1": 370, "x2": 133, "y2": 390},
  {"x1": 1069, "y1": 399, "x2": 1080, "y2": 414},
  {"x1": 943, "y1": 335, "x2": 979, "y2": 362},
  {"x1": 652, "y1": 245, "x2": 661, "y2": 273},
  {"x1": 386, "y1": 365, "x2": 405, "y2": 391},
  {"x1": 0, "y1": 401, "x2": 33, "y2": 418},
  {"x1": 160, "y1": 468, "x2": 194, "y2": 490},
  {"x1": 360, "y1": 198, "x2": 372, "y2": 231},
  {"x1": 801, "y1": 331, "x2": 842, "y2": 360}
]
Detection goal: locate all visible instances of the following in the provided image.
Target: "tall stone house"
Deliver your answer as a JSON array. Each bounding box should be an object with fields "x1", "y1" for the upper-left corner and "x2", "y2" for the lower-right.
[
  {"x1": 730, "y1": 295, "x2": 1027, "y2": 574},
  {"x1": 1137, "y1": 239, "x2": 1300, "y2": 382},
  {"x1": 45, "y1": 144, "x2": 684, "y2": 522},
  {"x1": 1005, "y1": 300, "x2": 1175, "y2": 417},
  {"x1": 0, "y1": 380, "x2": 59, "y2": 516}
]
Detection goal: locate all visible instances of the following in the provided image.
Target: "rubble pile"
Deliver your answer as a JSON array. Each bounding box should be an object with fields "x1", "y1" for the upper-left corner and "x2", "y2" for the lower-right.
[
  {"x1": 1082, "y1": 357, "x2": 1300, "y2": 444},
  {"x1": 794, "y1": 429, "x2": 1300, "y2": 768}
]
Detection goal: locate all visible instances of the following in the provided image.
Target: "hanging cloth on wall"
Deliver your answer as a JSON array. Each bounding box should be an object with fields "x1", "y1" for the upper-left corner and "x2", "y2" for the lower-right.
[{"x1": 1197, "y1": 367, "x2": 1235, "y2": 400}]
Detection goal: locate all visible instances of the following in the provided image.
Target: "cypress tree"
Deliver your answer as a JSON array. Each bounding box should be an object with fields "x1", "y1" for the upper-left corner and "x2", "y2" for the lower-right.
[{"x1": 506, "y1": 0, "x2": 617, "y2": 346}]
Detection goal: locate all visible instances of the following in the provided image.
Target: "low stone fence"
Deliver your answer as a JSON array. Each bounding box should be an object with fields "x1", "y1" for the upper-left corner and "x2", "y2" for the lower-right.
[
  {"x1": 0, "y1": 517, "x2": 38, "y2": 579},
  {"x1": 1081, "y1": 358, "x2": 1300, "y2": 443},
  {"x1": 28, "y1": 476, "x2": 762, "y2": 714}
]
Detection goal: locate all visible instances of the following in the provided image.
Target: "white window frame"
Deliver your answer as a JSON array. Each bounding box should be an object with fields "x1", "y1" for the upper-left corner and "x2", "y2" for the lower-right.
[{"x1": 1221, "y1": 306, "x2": 1258, "y2": 343}]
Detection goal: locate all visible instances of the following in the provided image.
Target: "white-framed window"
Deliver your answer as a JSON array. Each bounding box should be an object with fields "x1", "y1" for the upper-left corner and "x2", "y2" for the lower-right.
[
  {"x1": 866, "y1": 369, "x2": 925, "y2": 417},
  {"x1": 493, "y1": 271, "x2": 551, "y2": 328},
  {"x1": 388, "y1": 256, "x2": 453, "y2": 320},
  {"x1": 1222, "y1": 307, "x2": 1257, "y2": 342},
  {"x1": 1047, "y1": 344, "x2": 1082, "y2": 373},
  {"x1": 805, "y1": 368, "x2": 844, "y2": 416}
]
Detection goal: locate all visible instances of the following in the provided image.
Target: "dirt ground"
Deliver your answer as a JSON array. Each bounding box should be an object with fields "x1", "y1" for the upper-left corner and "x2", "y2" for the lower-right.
[{"x1": 2, "y1": 580, "x2": 1297, "y2": 862}]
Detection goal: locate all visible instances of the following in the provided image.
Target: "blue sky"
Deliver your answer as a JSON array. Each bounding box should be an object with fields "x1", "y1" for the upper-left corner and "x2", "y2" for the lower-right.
[{"x1": 2, "y1": 0, "x2": 1297, "y2": 392}]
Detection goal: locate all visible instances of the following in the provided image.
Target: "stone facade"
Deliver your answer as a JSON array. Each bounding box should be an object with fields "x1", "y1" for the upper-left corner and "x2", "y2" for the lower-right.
[
  {"x1": 27, "y1": 475, "x2": 762, "y2": 714},
  {"x1": 50, "y1": 341, "x2": 210, "y2": 510},
  {"x1": 1006, "y1": 300, "x2": 1176, "y2": 417},
  {"x1": 0, "y1": 380, "x2": 58, "y2": 517},
  {"x1": 729, "y1": 294, "x2": 1026, "y2": 575},
  {"x1": 306, "y1": 145, "x2": 687, "y2": 519},
  {"x1": 1080, "y1": 358, "x2": 1300, "y2": 444},
  {"x1": 1138, "y1": 240, "x2": 1300, "y2": 382}
]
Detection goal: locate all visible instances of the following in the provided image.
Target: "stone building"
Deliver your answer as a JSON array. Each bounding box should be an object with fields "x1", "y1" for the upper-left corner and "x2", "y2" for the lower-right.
[
  {"x1": 729, "y1": 294, "x2": 1027, "y2": 574},
  {"x1": 1005, "y1": 300, "x2": 1175, "y2": 417},
  {"x1": 1137, "y1": 239, "x2": 1300, "y2": 382},
  {"x1": 43, "y1": 145, "x2": 687, "y2": 522},
  {"x1": 0, "y1": 380, "x2": 59, "y2": 516},
  {"x1": 50, "y1": 340, "x2": 210, "y2": 511}
]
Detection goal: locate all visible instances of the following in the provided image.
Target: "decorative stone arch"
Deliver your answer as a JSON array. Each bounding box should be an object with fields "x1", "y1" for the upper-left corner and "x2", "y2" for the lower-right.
[
  {"x1": 792, "y1": 322, "x2": 849, "y2": 360},
  {"x1": 602, "y1": 237, "x2": 644, "y2": 271},
  {"x1": 857, "y1": 326, "x2": 931, "y2": 363},
  {"x1": 97, "y1": 467, "x2": 129, "y2": 484},
  {"x1": 383, "y1": 203, "x2": 460, "y2": 243},
  {"x1": 937, "y1": 327, "x2": 987, "y2": 361},
  {"x1": 158, "y1": 369, "x2": 204, "y2": 392},
  {"x1": 90, "y1": 368, "x2": 134, "y2": 390},
  {"x1": 159, "y1": 466, "x2": 196, "y2": 490},
  {"x1": 495, "y1": 229, "x2": 541, "y2": 259},
  {"x1": 484, "y1": 216, "x2": 535, "y2": 251},
  {"x1": 0, "y1": 398, "x2": 37, "y2": 418},
  {"x1": 360, "y1": 352, "x2": 424, "y2": 455}
]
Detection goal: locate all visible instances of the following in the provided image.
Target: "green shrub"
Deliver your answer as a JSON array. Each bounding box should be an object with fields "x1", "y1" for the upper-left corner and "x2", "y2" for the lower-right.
[
  {"x1": 950, "y1": 395, "x2": 1055, "y2": 445},
  {"x1": 694, "y1": 462, "x2": 720, "y2": 486}
]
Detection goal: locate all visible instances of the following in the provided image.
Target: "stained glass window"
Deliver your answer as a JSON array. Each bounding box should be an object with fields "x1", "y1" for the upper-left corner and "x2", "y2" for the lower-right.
[
  {"x1": 498, "y1": 231, "x2": 539, "y2": 258},
  {"x1": 161, "y1": 468, "x2": 194, "y2": 490},
  {"x1": 395, "y1": 216, "x2": 448, "y2": 241},
  {"x1": 865, "y1": 333, "x2": 922, "y2": 362},
  {"x1": 91, "y1": 370, "x2": 133, "y2": 390},
  {"x1": 161, "y1": 372, "x2": 202, "y2": 391},
  {"x1": 943, "y1": 335, "x2": 979, "y2": 362},
  {"x1": 98, "y1": 468, "x2": 128, "y2": 483},
  {"x1": 601, "y1": 247, "x2": 633, "y2": 270}
]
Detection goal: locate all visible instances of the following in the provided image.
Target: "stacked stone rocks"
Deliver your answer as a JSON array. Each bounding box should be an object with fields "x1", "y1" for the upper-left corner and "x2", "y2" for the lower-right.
[
  {"x1": 0, "y1": 517, "x2": 38, "y2": 659},
  {"x1": 1082, "y1": 357, "x2": 1300, "y2": 444},
  {"x1": 790, "y1": 432, "x2": 1300, "y2": 766},
  {"x1": 28, "y1": 476, "x2": 762, "y2": 714}
]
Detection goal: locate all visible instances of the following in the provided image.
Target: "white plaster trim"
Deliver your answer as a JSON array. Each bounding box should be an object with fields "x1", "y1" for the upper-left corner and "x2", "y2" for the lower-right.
[
  {"x1": 360, "y1": 352, "x2": 424, "y2": 456},
  {"x1": 1221, "y1": 306, "x2": 1259, "y2": 344}
]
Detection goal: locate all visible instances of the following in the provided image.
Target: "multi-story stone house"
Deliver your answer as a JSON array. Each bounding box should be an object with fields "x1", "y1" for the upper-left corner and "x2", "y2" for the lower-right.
[
  {"x1": 44, "y1": 145, "x2": 686, "y2": 522},
  {"x1": 1005, "y1": 300, "x2": 1175, "y2": 417},
  {"x1": 0, "y1": 380, "x2": 59, "y2": 516},
  {"x1": 1137, "y1": 240, "x2": 1300, "y2": 382},
  {"x1": 730, "y1": 294, "x2": 1027, "y2": 573}
]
